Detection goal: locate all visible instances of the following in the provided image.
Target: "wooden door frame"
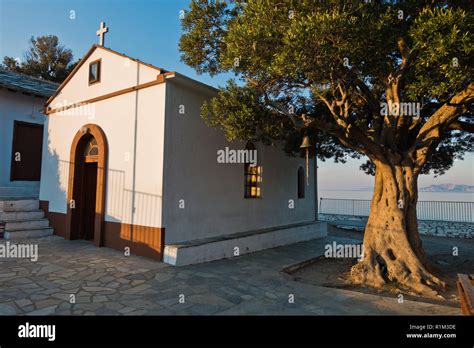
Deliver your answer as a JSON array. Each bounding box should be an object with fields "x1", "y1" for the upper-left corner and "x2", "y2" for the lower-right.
[{"x1": 65, "y1": 124, "x2": 108, "y2": 247}]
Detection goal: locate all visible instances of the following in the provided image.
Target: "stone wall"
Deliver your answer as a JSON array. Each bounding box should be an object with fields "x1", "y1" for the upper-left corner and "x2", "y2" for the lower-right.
[{"x1": 318, "y1": 213, "x2": 473, "y2": 239}]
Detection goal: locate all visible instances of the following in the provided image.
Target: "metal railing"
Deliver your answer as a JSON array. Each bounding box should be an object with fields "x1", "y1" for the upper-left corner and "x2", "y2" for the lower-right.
[{"x1": 319, "y1": 198, "x2": 474, "y2": 223}]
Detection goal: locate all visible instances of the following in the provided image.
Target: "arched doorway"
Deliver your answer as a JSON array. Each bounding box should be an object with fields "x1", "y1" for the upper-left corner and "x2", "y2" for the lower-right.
[{"x1": 66, "y1": 124, "x2": 107, "y2": 246}]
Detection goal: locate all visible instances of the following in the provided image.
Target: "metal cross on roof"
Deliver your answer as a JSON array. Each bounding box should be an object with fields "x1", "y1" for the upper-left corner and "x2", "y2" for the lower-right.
[{"x1": 96, "y1": 21, "x2": 109, "y2": 46}]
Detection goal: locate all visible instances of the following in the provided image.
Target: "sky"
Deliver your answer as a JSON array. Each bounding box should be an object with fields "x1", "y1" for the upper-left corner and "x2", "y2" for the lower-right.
[{"x1": 1, "y1": 0, "x2": 472, "y2": 190}]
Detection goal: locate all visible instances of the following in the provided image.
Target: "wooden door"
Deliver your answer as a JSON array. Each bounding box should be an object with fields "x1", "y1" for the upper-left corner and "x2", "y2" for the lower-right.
[
  {"x1": 80, "y1": 162, "x2": 98, "y2": 241},
  {"x1": 10, "y1": 121, "x2": 44, "y2": 181}
]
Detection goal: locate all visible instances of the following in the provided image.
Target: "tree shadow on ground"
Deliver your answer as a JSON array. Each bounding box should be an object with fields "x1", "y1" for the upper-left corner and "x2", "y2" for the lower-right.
[{"x1": 291, "y1": 226, "x2": 474, "y2": 308}]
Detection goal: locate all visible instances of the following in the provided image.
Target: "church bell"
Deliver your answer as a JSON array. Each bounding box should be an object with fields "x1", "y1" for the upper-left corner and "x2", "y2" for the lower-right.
[
  {"x1": 300, "y1": 135, "x2": 311, "y2": 186},
  {"x1": 299, "y1": 135, "x2": 311, "y2": 150}
]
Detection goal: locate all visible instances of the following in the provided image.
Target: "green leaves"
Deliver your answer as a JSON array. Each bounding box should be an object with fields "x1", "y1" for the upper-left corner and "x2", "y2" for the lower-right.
[
  {"x1": 2, "y1": 35, "x2": 75, "y2": 83},
  {"x1": 180, "y1": 0, "x2": 473, "y2": 175},
  {"x1": 179, "y1": 0, "x2": 243, "y2": 75},
  {"x1": 201, "y1": 80, "x2": 284, "y2": 144},
  {"x1": 408, "y1": 7, "x2": 473, "y2": 101}
]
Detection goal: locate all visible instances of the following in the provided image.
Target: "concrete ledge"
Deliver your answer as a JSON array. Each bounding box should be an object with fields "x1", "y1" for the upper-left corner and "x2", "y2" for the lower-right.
[
  {"x1": 164, "y1": 221, "x2": 327, "y2": 266},
  {"x1": 281, "y1": 255, "x2": 324, "y2": 275}
]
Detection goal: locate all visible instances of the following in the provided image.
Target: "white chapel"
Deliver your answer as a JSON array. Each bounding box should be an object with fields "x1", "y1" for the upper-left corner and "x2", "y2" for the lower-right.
[{"x1": 33, "y1": 23, "x2": 326, "y2": 265}]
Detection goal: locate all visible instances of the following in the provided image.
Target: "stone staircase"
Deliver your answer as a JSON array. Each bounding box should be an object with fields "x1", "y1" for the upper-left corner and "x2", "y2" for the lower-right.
[{"x1": 0, "y1": 199, "x2": 54, "y2": 240}]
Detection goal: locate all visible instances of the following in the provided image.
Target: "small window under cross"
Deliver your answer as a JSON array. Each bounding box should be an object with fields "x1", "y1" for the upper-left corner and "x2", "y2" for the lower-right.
[{"x1": 89, "y1": 59, "x2": 101, "y2": 85}]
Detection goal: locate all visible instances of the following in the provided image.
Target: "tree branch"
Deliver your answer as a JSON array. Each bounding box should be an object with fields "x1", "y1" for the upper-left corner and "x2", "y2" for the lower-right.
[
  {"x1": 412, "y1": 82, "x2": 474, "y2": 174},
  {"x1": 448, "y1": 120, "x2": 474, "y2": 133}
]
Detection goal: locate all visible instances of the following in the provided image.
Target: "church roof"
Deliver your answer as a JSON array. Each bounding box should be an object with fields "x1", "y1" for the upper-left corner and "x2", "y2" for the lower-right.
[{"x1": 0, "y1": 69, "x2": 59, "y2": 97}]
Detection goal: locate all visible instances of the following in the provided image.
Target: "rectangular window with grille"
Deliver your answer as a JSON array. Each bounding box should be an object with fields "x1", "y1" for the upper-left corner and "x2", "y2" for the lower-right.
[{"x1": 244, "y1": 165, "x2": 262, "y2": 198}]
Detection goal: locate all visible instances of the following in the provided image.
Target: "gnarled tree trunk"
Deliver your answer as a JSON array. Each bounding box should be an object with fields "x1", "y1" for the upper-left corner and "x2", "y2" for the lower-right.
[{"x1": 351, "y1": 159, "x2": 446, "y2": 297}]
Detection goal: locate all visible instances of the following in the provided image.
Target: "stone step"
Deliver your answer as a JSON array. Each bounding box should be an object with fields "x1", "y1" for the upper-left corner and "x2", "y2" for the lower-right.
[
  {"x1": 0, "y1": 210, "x2": 45, "y2": 222},
  {"x1": 4, "y1": 228, "x2": 54, "y2": 240},
  {"x1": 0, "y1": 186, "x2": 39, "y2": 199},
  {"x1": 0, "y1": 199, "x2": 39, "y2": 212},
  {"x1": 5, "y1": 218, "x2": 50, "y2": 231}
]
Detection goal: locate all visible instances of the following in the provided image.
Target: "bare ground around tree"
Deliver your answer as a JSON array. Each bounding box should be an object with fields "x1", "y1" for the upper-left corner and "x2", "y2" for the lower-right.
[{"x1": 291, "y1": 225, "x2": 474, "y2": 307}]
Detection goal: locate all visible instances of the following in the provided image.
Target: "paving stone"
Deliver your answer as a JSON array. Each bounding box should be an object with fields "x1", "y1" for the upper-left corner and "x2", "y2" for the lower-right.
[
  {"x1": 15, "y1": 299, "x2": 33, "y2": 307},
  {"x1": 127, "y1": 309, "x2": 147, "y2": 315},
  {"x1": 116, "y1": 278, "x2": 130, "y2": 284},
  {"x1": 221, "y1": 294, "x2": 243, "y2": 305},
  {"x1": 50, "y1": 293, "x2": 72, "y2": 302},
  {"x1": 82, "y1": 286, "x2": 115, "y2": 293},
  {"x1": 10, "y1": 278, "x2": 34, "y2": 285},
  {"x1": 105, "y1": 302, "x2": 124, "y2": 310},
  {"x1": 44, "y1": 288, "x2": 63, "y2": 295},
  {"x1": 92, "y1": 295, "x2": 109, "y2": 303},
  {"x1": 57, "y1": 302, "x2": 73, "y2": 311},
  {"x1": 116, "y1": 266, "x2": 131, "y2": 273},
  {"x1": 94, "y1": 307, "x2": 122, "y2": 315},
  {"x1": 189, "y1": 303, "x2": 220, "y2": 315},
  {"x1": 264, "y1": 291, "x2": 279, "y2": 299},
  {"x1": 0, "y1": 303, "x2": 17, "y2": 315},
  {"x1": 36, "y1": 298, "x2": 62, "y2": 309},
  {"x1": 37, "y1": 280, "x2": 60, "y2": 290},
  {"x1": 189, "y1": 294, "x2": 235, "y2": 307},
  {"x1": 16, "y1": 282, "x2": 41, "y2": 290},
  {"x1": 118, "y1": 306, "x2": 137, "y2": 314},
  {"x1": 84, "y1": 273, "x2": 107, "y2": 281},
  {"x1": 37, "y1": 264, "x2": 64, "y2": 275},
  {"x1": 26, "y1": 305, "x2": 58, "y2": 315},
  {"x1": 75, "y1": 296, "x2": 90, "y2": 304},
  {"x1": 105, "y1": 281, "x2": 121, "y2": 289},
  {"x1": 138, "y1": 288, "x2": 159, "y2": 295},
  {"x1": 78, "y1": 303, "x2": 105, "y2": 312},
  {"x1": 130, "y1": 280, "x2": 146, "y2": 286},
  {"x1": 154, "y1": 272, "x2": 175, "y2": 282},
  {"x1": 61, "y1": 282, "x2": 84, "y2": 291},
  {"x1": 30, "y1": 294, "x2": 49, "y2": 300},
  {"x1": 121, "y1": 284, "x2": 151, "y2": 294},
  {"x1": 61, "y1": 288, "x2": 80, "y2": 295},
  {"x1": 76, "y1": 291, "x2": 92, "y2": 297},
  {"x1": 106, "y1": 293, "x2": 122, "y2": 302}
]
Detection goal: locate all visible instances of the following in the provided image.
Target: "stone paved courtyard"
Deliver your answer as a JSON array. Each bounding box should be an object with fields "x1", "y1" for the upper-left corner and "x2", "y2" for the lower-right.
[{"x1": 0, "y1": 234, "x2": 461, "y2": 315}]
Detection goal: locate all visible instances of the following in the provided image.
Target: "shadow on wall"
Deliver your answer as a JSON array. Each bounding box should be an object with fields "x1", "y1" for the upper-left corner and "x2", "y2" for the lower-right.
[
  {"x1": 107, "y1": 167, "x2": 164, "y2": 258},
  {"x1": 44, "y1": 138, "x2": 164, "y2": 259},
  {"x1": 40, "y1": 137, "x2": 68, "y2": 234}
]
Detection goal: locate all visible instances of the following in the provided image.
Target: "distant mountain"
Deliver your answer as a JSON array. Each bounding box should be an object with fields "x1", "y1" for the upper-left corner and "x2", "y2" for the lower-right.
[
  {"x1": 354, "y1": 184, "x2": 474, "y2": 192},
  {"x1": 419, "y1": 184, "x2": 474, "y2": 193}
]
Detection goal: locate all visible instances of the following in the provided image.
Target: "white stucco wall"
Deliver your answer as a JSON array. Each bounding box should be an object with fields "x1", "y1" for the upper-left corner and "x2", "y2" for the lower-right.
[
  {"x1": 48, "y1": 46, "x2": 159, "y2": 110},
  {"x1": 40, "y1": 51, "x2": 166, "y2": 228},
  {"x1": 0, "y1": 89, "x2": 46, "y2": 195},
  {"x1": 161, "y1": 78, "x2": 316, "y2": 244}
]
